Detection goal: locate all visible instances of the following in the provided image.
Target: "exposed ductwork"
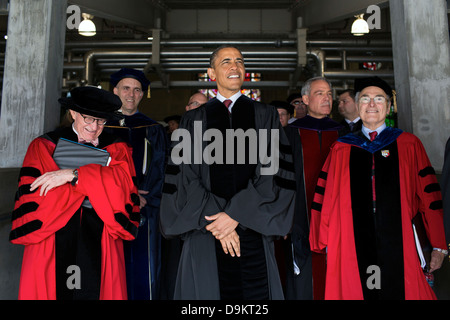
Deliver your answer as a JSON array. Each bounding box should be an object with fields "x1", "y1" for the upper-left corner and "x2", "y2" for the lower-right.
[{"x1": 63, "y1": 37, "x2": 394, "y2": 91}]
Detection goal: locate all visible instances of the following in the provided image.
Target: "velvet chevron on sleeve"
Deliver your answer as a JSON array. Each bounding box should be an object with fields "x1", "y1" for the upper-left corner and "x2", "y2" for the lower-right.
[
  {"x1": 10, "y1": 128, "x2": 139, "y2": 300},
  {"x1": 309, "y1": 128, "x2": 446, "y2": 300}
]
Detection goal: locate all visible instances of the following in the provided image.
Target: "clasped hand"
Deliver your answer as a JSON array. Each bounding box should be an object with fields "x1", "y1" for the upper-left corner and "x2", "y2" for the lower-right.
[
  {"x1": 30, "y1": 169, "x2": 74, "y2": 196},
  {"x1": 205, "y1": 212, "x2": 240, "y2": 257}
]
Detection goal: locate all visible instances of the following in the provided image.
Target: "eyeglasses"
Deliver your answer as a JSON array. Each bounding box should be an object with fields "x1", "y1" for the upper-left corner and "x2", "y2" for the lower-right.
[
  {"x1": 359, "y1": 96, "x2": 388, "y2": 105},
  {"x1": 80, "y1": 114, "x2": 107, "y2": 126},
  {"x1": 188, "y1": 101, "x2": 201, "y2": 107},
  {"x1": 291, "y1": 100, "x2": 305, "y2": 106}
]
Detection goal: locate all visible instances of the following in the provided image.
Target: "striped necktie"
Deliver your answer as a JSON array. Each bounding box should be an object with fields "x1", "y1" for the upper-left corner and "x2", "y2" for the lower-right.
[{"x1": 223, "y1": 99, "x2": 232, "y2": 114}]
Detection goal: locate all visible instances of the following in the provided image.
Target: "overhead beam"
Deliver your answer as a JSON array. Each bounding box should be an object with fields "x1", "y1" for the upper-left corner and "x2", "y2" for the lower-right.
[
  {"x1": 296, "y1": 0, "x2": 389, "y2": 28},
  {"x1": 69, "y1": 0, "x2": 158, "y2": 28}
]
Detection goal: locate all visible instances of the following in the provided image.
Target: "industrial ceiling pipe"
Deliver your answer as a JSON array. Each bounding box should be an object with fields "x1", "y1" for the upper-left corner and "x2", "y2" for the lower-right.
[{"x1": 62, "y1": 37, "x2": 393, "y2": 87}]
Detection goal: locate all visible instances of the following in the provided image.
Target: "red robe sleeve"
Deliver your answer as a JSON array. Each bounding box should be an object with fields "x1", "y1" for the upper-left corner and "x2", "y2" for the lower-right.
[
  {"x1": 10, "y1": 137, "x2": 139, "y2": 245},
  {"x1": 76, "y1": 142, "x2": 140, "y2": 240},
  {"x1": 309, "y1": 142, "x2": 345, "y2": 254},
  {"x1": 407, "y1": 135, "x2": 446, "y2": 250}
]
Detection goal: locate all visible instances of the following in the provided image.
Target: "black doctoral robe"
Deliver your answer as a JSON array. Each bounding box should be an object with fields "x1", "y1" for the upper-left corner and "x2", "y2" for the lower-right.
[
  {"x1": 106, "y1": 112, "x2": 168, "y2": 300},
  {"x1": 441, "y1": 136, "x2": 450, "y2": 252},
  {"x1": 338, "y1": 118, "x2": 362, "y2": 136},
  {"x1": 160, "y1": 95, "x2": 296, "y2": 300}
]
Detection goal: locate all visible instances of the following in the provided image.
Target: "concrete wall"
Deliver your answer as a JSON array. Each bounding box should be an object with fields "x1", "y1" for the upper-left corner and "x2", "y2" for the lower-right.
[
  {"x1": 390, "y1": 0, "x2": 450, "y2": 170},
  {"x1": 166, "y1": 9, "x2": 292, "y2": 35},
  {"x1": 0, "y1": 168, "x2": 22, "y2": 300}
]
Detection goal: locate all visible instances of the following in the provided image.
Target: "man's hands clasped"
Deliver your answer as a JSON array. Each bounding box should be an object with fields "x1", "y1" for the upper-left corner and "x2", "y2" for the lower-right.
[
  {"x1": 30, "y1": 169, "x2": 75, "y2": 196},
  {"x1": 205, "y1": 212, "x2": 240, "y2": 257}
]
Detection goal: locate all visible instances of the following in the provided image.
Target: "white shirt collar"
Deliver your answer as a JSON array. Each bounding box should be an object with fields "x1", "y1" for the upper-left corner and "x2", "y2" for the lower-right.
[
  {"x1": 216, "y1": 91, "x2": 242, "y2": 112},
  {"x1": 362, "y1": 123, "x2": 386, "y2": 140},
  {"x1": 345, "y1": 116, "x2": 360, "y2": 124},
  {"x1": 72, "y1": 123, "x2": 80, "y2": 137}
]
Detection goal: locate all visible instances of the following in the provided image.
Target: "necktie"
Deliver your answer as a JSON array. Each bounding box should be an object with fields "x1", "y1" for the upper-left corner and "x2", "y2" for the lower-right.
[
  {"x1": 223, "y1": 99, "x2": 232, "y2": 114},
  {"x1": 349, "y1": 122, "x2": 354, "y2": 132},
  {"x1": 369, "y1": 131, "x2": 377, "y2": 213}
]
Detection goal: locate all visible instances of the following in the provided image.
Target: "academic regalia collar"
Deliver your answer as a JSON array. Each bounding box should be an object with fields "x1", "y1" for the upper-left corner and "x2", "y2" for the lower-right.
[
  {"x1": 106, "y1": 111, "x2": 158, "y2": 128},
  {"x1": 216, "y1": 91, "x2": 242, "y2": 113},
  {"x1": 43, "y1": 126, "x2": 122, "y2": 149},
  {"x1": 338, "y1": 126, "x2": 403, "y2": 153},
  {"x1": 289, "y1": 115, "x2": 343, "y2": 131}
]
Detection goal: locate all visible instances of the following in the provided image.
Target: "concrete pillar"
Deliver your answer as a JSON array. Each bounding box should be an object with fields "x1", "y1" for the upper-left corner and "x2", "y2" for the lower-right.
[
  {"x1": 390, "y1": 0, "x2": 450, "y2": 170},
  {"x1": 0, "y1": 0, "x2": 67, "y2": 168},
  {"x1": 0, "y1": 0, "x2": 67, "y2": 299}
]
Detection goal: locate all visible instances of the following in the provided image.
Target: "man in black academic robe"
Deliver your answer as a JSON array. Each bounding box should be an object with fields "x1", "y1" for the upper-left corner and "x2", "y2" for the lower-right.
[
  {"x1": 106, "y1": 68, "x2": 168, "y2": 300},
  {"x1": 337, "y1": 89, "x2": 362, "y2": 136},
  {"x1": 160, "y1": 45, "x2": 295, "y2": 299},
  {"x1": 441, "y1": 137, "x2": 450, "y2": 253}
]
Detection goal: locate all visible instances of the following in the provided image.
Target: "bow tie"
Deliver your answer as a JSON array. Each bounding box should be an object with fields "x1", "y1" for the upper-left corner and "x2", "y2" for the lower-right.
[{"x1": 78, "y1": 138, "x2": 99, "y2": 147}]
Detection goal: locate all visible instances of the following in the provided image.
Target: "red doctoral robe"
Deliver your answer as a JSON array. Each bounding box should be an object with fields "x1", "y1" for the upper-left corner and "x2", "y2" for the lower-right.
[
  {"x1": 290, "y1": 115, "x2": 341, "y2": 300},
  {"x1": 310, "y1": 128, "x2": 446, "y2": 300},
  {"x1": 10, "y1": 133, "x2": 140, "y2": 300}
]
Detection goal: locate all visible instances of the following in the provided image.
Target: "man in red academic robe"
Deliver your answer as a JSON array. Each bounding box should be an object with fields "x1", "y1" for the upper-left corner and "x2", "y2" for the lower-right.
[
  {"x1": 310, "y1": 77, "x2": 446, "y2": 300},
  {"x1": 286, "y1": 77, "x2": 342, "y2": 300},
  {"x1": 10, "y1": 87, "x2": 140, "y2": 300}
]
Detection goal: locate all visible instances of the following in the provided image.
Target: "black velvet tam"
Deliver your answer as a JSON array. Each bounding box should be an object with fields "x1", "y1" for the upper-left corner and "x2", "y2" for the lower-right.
[{"x1": 59, "y1": 86, "x2": 123, "y2": 121}]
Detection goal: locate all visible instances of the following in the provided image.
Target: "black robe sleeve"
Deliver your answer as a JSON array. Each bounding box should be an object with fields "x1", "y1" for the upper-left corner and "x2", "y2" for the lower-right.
[
  {"x1": 160, "y1": 110, "x2": 228, "y2": 238},
  {"x1": 441, "y1": 136, "x2": 450, "y2": 252}
]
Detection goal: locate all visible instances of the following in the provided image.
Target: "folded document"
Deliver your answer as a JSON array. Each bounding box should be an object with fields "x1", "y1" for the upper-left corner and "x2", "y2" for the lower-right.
[
  {"x1": 53, "y1": 137, "x2": 111, "y2": 208},
  {"x1": 53, "y1": 137, "x2": 111, "y2": 169}
]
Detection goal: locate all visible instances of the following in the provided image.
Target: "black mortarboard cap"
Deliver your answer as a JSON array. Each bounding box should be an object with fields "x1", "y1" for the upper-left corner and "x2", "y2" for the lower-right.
[
  {"x1": 164, "y1": 115, "x2": 182, "y2": 123},
  {"x1": 354, "y1": 76, "x2": 393, "y2": 98},
  {"x1": 270, "y1": 100, "x2": 294, "y2": 115},
  {"x1": 286, "y1": 92, "x2": 302, "y2": 104}
]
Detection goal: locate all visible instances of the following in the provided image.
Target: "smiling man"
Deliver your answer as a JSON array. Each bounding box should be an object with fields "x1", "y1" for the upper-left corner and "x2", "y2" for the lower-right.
[
  {"x1": 160, "y1": 45, "x2": 296, "y2": 300},
  {"x1": 309, "y1": 76, "x2": 447, "y2": 300},
  {"x1": 10, "y1": 86, "x2": 140, "y2": 300},
  {"x1": 106, "y1": 68, "x2": 168, "y2": 300}
]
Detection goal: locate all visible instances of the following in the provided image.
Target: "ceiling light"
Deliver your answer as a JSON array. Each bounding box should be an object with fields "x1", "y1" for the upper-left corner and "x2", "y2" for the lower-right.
[
  {"x1": 78, "y1": 13, "x2": 96, "y2": 37},
  {"x1": 351, "y1": 14, "x2": 369, "y2": 36}
]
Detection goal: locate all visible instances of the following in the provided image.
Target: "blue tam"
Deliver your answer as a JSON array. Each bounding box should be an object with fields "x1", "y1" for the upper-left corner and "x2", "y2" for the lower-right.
[{"x1": 110, "y1": 68, "x2": 150, "y2": 92}]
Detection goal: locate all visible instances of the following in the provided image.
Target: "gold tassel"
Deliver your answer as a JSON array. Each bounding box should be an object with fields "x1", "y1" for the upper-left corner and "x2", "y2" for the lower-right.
[
  {"x1": 147, "y1": 85, "x2": 151, "y2": 99},
  {"x1": 392, "y1": 90, "x2": 397, "y2": 113}
]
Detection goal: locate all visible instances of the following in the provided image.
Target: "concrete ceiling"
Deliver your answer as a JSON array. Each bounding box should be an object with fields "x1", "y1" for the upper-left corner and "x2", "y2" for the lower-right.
[
  {"x1": 71, "y1": 0, "x2": 390, "y2": 31},
  {"x1": 63, "y1": 0, "x2": 396, "y2": 90}
]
